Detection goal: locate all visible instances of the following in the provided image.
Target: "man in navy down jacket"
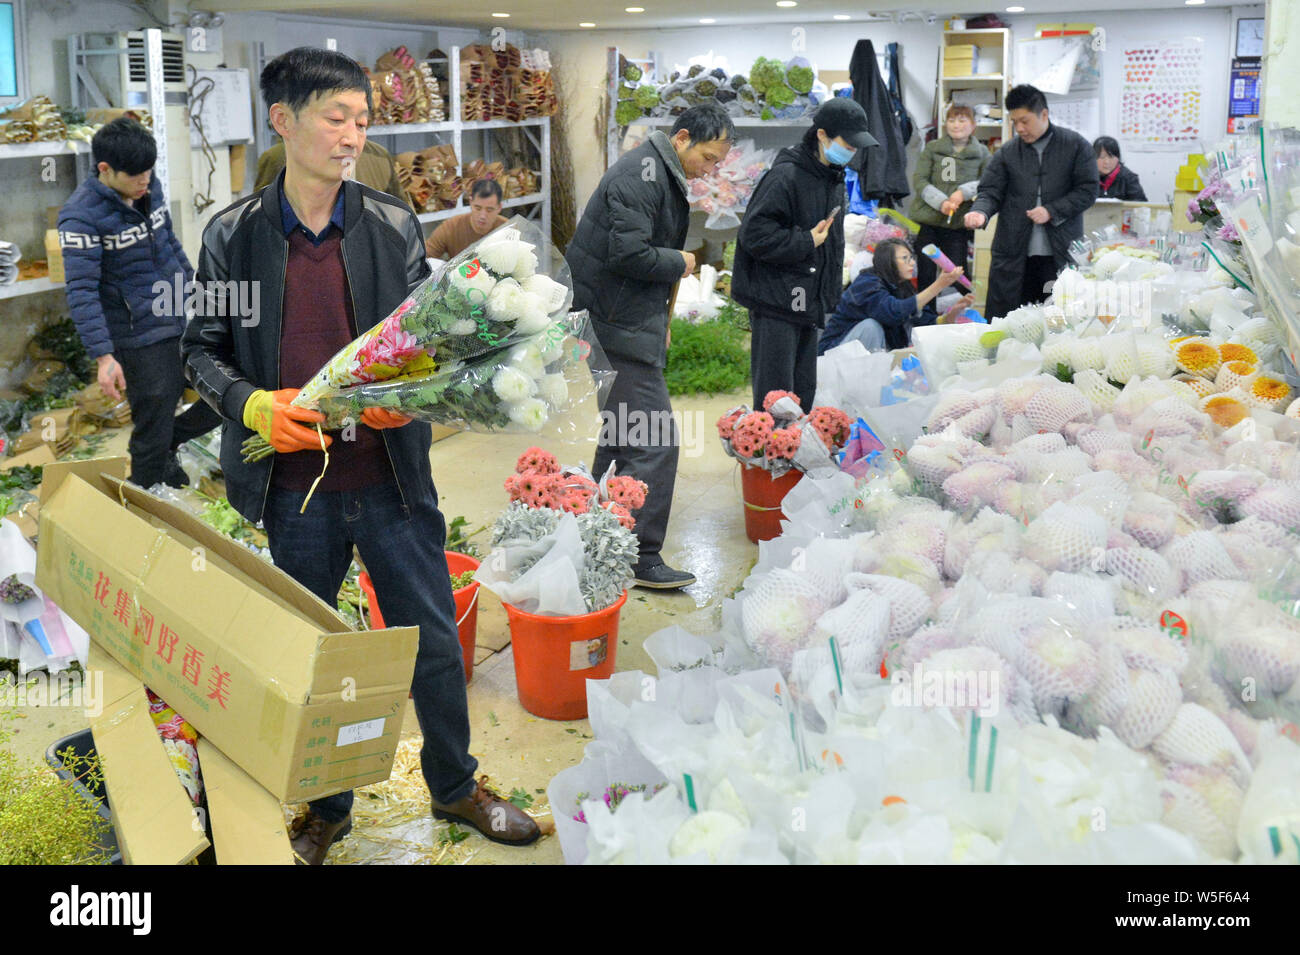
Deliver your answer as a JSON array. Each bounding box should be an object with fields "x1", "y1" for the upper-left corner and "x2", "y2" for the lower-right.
[{"x1": 58, "y1": 118, "x2": 219, "y2": 488}]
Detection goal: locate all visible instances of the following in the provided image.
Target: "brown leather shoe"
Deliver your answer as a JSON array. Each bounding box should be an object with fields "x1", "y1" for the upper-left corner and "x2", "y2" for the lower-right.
[
  {"x1": 432, "y1": 776, "x2": 542, "y2": 846},
  {"x1": 289, "y1": 811, "x2": 353, "y2": 865}
]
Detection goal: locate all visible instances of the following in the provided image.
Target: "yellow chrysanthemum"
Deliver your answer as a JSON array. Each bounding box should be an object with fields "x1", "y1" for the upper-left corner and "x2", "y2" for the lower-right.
[
  {"x1": 1214, "y1": 360, "x2": 1257, "y2": 392},
  {"x1": 1174, "y1": 374, "x2": 1217, "y2": 399},
  {"x1": 1201, "y1": 394, "x2": 1249, "y2": 428},
  {"x1": 1168, "y1": 335, "x2": 1197, "y2": 349},
  {"x1": 1219, "y1": 342, "x2": 1258, "y2": 365},
  {"x1": 1248, "y1": 375, "x2": 1291, "y2": 410},
  {"x1": 1175, "y1": 341, "x2": 1222, "y2": 379}
]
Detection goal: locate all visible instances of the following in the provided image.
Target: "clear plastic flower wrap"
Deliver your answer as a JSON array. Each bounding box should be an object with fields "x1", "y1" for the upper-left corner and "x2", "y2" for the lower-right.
[
  {"x1": 309, "y1": 310, "x2": 613, "y2": 440},
  {"x1": 241, "y1": 215, "x2": 576, "y2": 459}
]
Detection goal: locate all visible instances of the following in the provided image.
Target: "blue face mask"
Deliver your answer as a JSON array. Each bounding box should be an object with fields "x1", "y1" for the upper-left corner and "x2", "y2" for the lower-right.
[{"x1": 823, "y1": 139, "x2": 856, "y2": 166}]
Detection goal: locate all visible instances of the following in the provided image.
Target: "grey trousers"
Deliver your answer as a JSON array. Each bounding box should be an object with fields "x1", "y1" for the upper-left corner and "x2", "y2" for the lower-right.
[{"x1": 592, "y1": 353, "x2": 679, "y2": 568}]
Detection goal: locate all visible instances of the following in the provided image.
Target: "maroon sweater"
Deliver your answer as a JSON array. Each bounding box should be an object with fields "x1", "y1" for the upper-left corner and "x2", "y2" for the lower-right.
[{"x1": 272, "y1": 230, "x2": 395, "y2": 492}]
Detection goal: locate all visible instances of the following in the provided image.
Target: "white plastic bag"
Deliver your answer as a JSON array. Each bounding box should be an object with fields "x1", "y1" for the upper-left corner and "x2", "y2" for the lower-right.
[{"x1": 472, "y1": 513, "x2": 587, "y2": 615}]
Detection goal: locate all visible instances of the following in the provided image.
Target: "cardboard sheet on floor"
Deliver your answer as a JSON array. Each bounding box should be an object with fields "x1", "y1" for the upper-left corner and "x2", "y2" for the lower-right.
[
  {"x1": 88, "y1": 643, "x2": 210, "y2": 865},
  {"x1": 197, "y1": 739, "x2": 295, "y2": 865},
  {"x1": 36, "y1": 457, "x2": 419, "y2": 803}
]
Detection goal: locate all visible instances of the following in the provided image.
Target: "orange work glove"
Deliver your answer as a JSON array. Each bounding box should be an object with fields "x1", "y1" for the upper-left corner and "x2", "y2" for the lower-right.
[
  {"x1": 242, "y1": 388, "x2": 332, "y2": 453},
  {"x1": 361, "y1": 406, "x2": 412, "y2": 430}
]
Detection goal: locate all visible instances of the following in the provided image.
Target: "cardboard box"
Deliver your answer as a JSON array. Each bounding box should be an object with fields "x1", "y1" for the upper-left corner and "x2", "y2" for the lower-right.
[
  {"x1": 36, "y1": 458, "x2": 419, "y2": 803},
  {"x1": 943, "y1": 58, "x2": 976, "y2": 78},
  {"x1": 88, "y1": 643, "x2": 211, "y2": 864}
]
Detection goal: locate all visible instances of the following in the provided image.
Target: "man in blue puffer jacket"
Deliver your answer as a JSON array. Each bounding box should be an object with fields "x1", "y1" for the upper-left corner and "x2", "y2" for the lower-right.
[{"x1": 58, "y1": 118, "x2": 220, "y2": 488}]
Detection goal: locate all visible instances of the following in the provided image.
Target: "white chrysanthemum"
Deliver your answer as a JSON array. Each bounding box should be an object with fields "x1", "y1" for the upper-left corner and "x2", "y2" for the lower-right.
[
  {"x1": 669, "y1": 811, "x2": 746, "y2": 862},
  {"x1": 506, "y1": 397, "x2": 548, "y2": 431},
  {"x1": 487, "y1": 278, "x2": 528, "y2": 322},
  {"x1": 477, "y1": 238, "x2": 529, "y2": 276},
  {"x1": 508, "y1": 342, "x2": 547, "y2": 380},
  {"x1": 492, "y1": 365, "x2": 537, "y2": 403},
  {"x1": 447, "y1": 318, "x2": 478, "y2": 336},
  {"x1": 515, "y1": 301, "x2": 555, "y2": 336},
  {"x1": 521, "y1": 274, "x2": 570, "y2": 313},
  {"x1": 449, "y1": 264, "x2": 498, "y2": 300},
  {"x1": 1068, "y1": 337, "x2": 1106, "y2": 372},
  {"x1": 511, "y1": 247, "x2": 539, "y2": 280},
  {"x1": 539, "y1": 333, "x2": 565, "y2": 365},
  {"x1": 537, "y1": 372, "x2": 569, "y2": 407}
]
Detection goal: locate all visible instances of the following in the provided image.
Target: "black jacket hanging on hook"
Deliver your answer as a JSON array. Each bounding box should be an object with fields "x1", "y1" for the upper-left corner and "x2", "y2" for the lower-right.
[
  {"x1": 885, "y1": 42, "x2": 915, "y2": 147},
  {"x1": 848, "y1": 38, "x2": 910, "y2": 205}
]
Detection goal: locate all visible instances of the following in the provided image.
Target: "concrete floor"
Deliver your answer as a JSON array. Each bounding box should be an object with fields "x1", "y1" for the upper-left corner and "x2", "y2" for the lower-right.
[{"x1": 3, "y1": 386, "x2": 761, "y2": 864}]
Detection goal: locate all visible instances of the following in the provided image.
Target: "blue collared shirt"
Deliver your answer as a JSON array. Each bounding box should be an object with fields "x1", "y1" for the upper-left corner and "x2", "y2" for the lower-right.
[{"x1": 280, "y1": 187, "x2": 345, "y2": 246}]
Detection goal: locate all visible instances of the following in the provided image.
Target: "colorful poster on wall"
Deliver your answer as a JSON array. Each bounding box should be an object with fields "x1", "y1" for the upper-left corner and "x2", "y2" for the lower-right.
[
  {"x1": 1119, "y1": 37, "x2": 1205, "y2": 150},
  {"x1": 1227, "y1": 57, "x2": 1261, "y2": 134}
]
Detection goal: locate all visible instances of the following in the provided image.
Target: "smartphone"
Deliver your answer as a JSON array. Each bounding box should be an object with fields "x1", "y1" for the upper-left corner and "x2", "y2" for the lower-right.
[{"x1": 827, "y1": 205, "x2": 842, "y2": 219}]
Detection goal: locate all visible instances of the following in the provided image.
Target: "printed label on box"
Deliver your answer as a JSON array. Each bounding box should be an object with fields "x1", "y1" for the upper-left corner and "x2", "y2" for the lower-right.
[
  {"x1": 337, "y1": 716, "x2": 386, "y2": 747},
  {"x1": 570, "y1": 634, "x2": 608, "y2": 671}
]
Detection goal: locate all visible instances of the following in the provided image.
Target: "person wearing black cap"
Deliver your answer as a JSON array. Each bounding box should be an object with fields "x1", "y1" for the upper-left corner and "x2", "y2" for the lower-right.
[{"x1": 732, "y1": 97, "x2": 877, "y2": 414}]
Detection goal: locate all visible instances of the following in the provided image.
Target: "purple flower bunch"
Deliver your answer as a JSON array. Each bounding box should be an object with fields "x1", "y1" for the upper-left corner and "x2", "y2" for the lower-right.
[
  {"x1": 0, "y1": 573, "x2": 36, "y2": 605},
  {"x1": 1187, "y1": 179, "x2": 1224, "y2": 225},
  {"x1": 572, "y1": 781, "x2": 670, "y2": 823}
]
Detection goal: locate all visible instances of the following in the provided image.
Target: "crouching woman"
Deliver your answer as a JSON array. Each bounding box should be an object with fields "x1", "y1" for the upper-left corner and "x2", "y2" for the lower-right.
[{"x1": 818, "y1": 237, "x2": 971, "y2": 354}]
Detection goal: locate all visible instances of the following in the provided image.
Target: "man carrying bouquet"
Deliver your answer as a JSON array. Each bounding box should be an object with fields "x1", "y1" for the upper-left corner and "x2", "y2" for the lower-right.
[
  {"x1": 182, "y1": 47, "x2": 538, "y2": 864},
  {"x1": 567, "y1": 103, "x2": 735, "y2": 589}
]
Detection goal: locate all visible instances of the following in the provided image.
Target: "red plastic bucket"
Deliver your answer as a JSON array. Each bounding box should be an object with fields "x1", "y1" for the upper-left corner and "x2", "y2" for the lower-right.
[
  {"x1": 359, "y1": 551, "x2": 480, "y2": 684},
  {"x1": 739, "y1": 465, "x2": 803, "y2": 543},
  {"x1": 503, "y1": 591, "x2": 626, "y2": 721}
]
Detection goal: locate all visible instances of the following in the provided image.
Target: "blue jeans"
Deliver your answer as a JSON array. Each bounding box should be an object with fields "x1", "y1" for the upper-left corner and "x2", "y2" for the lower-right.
[
  {"x1": 262, "y1": 480, "x2": 478, "y2": 822},
  {"x1": 841, "y1": 318, "x2": 886, "y2": 352}
]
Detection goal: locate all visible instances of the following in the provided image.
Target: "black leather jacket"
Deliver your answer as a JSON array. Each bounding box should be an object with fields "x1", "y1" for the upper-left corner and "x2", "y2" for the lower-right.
[{"x1": 181, "y1": 172, "x2": 434, "y2": 524}]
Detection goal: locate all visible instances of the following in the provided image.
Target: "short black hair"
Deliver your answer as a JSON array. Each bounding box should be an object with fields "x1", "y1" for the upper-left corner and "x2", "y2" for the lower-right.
[
  {"x1": 1006, "y1": 84, "x2": 1048, "y2": 115},
  {"x1": 470, "y1": 178, "x2": 503, "y2": 203},
  {"x1": 872, "y1": 237, "x2": 913, "y2": 288},
  {"x1": 1093, "y1": 136, "x2": 1121, "y2": 160},
  {"x1": 91, "y1": 118, "x2": 156, "y2": 175},
  {"x1": 260, "y1": 47, "x2": 373, "y2": 117},
  {"x1": 671, "y1": 103, "x2": 736, "y2": 146}
]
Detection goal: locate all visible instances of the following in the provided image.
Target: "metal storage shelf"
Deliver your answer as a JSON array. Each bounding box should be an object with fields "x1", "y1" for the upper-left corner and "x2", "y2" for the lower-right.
[
  {"x1": 417, "y1": 191, "x2": 546, "y2": 224},
  {"x1": 358, "y1": 46, "x2": 550, "y2": 242},
  {"x1": 0, "y1": 277, "x2": 65, "y2": 299},
  {"x1": 0, "y1": 141, "x2": 89, "y2": 160}
]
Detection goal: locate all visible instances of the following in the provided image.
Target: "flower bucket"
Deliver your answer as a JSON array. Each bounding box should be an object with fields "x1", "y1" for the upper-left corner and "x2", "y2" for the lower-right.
[
  {"x1": 503, "y1": 591, "x2": 626, "y2": 720},
  {"x1": 359, "y1": 552, "x2": 480, "y2": 684},
  {"x1": 739, "y1": 464, "x2": 803, "y2": 543}
]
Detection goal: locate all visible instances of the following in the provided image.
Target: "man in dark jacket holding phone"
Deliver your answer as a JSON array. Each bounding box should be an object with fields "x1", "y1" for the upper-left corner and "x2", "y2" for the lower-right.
[
  {"x1": 964, "y1": 84, "x2": 1098, "y2": 319},
  {"x1": 566, "y1": 104, "x2": 735, "y2": 590},
  {"x1": 733, "y1": 97, "x2": 876, "y2": 414}
]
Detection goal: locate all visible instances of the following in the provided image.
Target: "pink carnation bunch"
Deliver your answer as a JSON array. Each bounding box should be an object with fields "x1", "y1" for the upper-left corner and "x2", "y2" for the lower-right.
[
  {"x1": 731, "y1": 411, "x2": 775, "y2": 459},
  {"x1": 765, "y1": 426, "x2": 802, "y2": 462},
  {"x1": 602, "y1": 500, "x2": 636, "y2": 530},
  {"x1": 607, "y1": 475, "x2": 648, "y2": 511},
  {"x1": 809, "y1": 406, "x2": 852, "y2": 450},
  {"x1": 717, "y1": 408, "x2": 745, "y2": 440},
  {"x1": 763, "y1": 390, "x2": 801, "y2": 412},
  {"x1": 515, "y1": 447, "x2": 559, "y2": 475}
]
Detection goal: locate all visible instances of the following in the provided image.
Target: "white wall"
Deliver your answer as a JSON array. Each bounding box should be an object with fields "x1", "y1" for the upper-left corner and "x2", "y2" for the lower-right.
[
  {"x1": 540, "y1": 6, "x2": 1258, "y2": 214},
  {"x1": 1001, "y1": 5, "x2": 1259, "y2": 204}
]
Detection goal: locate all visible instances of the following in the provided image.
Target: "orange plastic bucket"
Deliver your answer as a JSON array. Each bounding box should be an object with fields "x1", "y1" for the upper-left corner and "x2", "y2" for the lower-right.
[
  {"x1": 503, "y1": 591, "x2": 626, "y2": 720},
  {"x1": 740, "y1": 465, "x2": 803, "y2": 543},
  {"x1": 359, "y1": 551, "x2": 480, "y2": 684}
]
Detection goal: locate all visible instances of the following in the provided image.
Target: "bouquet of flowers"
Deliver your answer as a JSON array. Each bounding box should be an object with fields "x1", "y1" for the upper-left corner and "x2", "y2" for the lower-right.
[
  {"x1": 717, "y1": 390, "x2": 852, "y2": 477},
  {"x1": 473, "y1": 448, "x2": 644, "y2": 614},
  {"x1": 241, "y1": 217, "x2": 601, "y2": 461}
]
